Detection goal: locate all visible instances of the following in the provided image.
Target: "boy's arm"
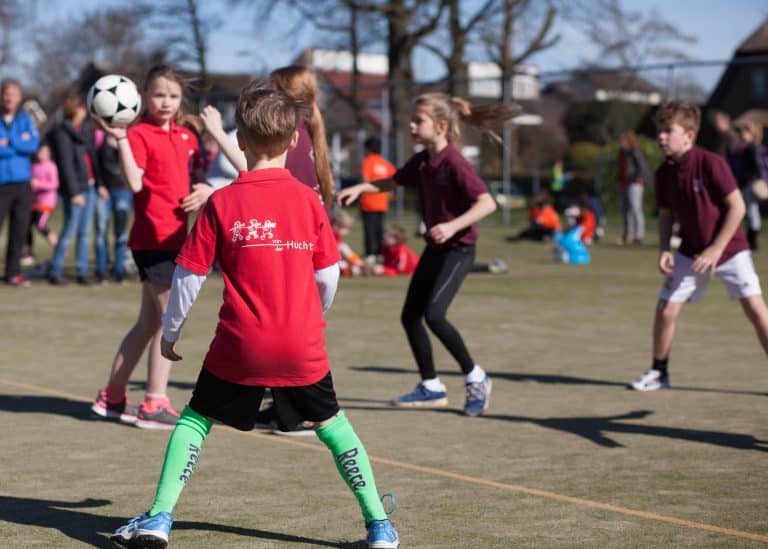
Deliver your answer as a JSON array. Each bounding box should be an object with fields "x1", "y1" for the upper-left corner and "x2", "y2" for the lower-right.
[
  {"x1": 657, "y1": 208, "x2": 675, "y2": 275},
  {"x1": 315, "y1": 263, "x2": 340, "y2": 313},
  {"x1": 428, "y1": 192, "x2": 497, "y2": 245},
  {"x1": 691, "y1": 189, "x2": 745, "y2": 274},
  {"x1": 200, "y1": 106, "x2": 247, "y2": 172},
  {"x1": 160, "y1": 265, "x2": 208, "y2": 361}
]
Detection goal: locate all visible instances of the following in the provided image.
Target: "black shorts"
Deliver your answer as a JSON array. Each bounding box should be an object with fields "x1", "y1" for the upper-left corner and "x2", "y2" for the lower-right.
[
  {"x1": 132, "y1": 250, "x2": 178, "y2": 285},
  {"x1": 188, "y1": 367, "x2": 340, "y2": 431}
]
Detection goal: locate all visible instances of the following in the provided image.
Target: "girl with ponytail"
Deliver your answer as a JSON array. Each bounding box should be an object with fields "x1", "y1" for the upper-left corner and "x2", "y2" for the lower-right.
[{"x1": 338, "y1": 92, "x2": 518, "y2": 417}]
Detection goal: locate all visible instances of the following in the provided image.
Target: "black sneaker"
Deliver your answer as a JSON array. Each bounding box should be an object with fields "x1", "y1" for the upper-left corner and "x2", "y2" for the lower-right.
[
  {"x1": 272, "y1": 421, "x2": 316, "y2": 437},
  {"x1": 48, "y1": 274, "x2": 68, "y2": 285},
  {"x1": 76, "y1": 276, "x2": 92, "y2": 286}
]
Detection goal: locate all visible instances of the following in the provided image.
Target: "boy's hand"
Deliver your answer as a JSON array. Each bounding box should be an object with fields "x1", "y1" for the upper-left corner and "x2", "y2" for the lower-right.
[
  {"x1": 182, "y1": 183, "x2": 214, "y2": 212},
  {"x1": 428, "y1": 222, "x2": 457, "y2": 245},
  {"x1": 692, "y1": 246, "x2": 722, "y2": 275},
  {"x1": 160, "y1": 337, "x2": 183, "y2": 361},
  {"x1": 200, "y1": 105, "x2": 225, "y2": 136},
  {"x1": 658, "y1": 251, "x2": 675, "y2": 275}
]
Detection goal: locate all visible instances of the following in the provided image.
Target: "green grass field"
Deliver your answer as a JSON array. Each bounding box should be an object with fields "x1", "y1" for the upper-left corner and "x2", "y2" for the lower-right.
[{"x1": 0, "y1": 215, "x2": 766, "y2": 548}]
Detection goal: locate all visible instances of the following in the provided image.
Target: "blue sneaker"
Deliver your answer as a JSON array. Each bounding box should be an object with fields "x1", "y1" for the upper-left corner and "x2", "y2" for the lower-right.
[
  {"x1": 391, "y1": 383, "x2": 448, "y2": 407},
  {"x1": 463, "y1": 375, "x2": 492, "y2": 416},
  {"x1": 366, "y1": 519, "x2": 400, "y2": 548},
  {"x1": 110, "y1": 511, "x2": 173, "y2": 548}
]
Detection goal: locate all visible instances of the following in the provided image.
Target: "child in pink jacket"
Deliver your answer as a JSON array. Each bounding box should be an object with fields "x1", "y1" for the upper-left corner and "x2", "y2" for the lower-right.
[{"x1": 23, "y1": 144, "x2": 59, "y2": 264}]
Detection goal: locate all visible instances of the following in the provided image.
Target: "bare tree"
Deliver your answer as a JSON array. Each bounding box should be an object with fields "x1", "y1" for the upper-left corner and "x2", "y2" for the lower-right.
[
  {"x1": 0, "y1": 0, "x2": 23, "y2": 67},
  {"x1": 420, "y1": 0, "x2": 496, "y2": 97}
]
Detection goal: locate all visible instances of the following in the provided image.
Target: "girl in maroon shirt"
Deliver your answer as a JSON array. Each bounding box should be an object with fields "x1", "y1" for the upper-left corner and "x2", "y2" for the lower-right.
[{"x1": 339, "y1": 92, "x2": 517, "y2": 416}]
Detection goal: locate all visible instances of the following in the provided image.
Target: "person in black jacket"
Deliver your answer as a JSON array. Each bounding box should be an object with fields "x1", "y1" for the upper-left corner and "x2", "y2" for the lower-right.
[
  {"x1": 47, "y1": 95, "x2": 99, "y2": 285},
  {"x1": 94, "y1": 135, "x2": 132, "y2": 282}
]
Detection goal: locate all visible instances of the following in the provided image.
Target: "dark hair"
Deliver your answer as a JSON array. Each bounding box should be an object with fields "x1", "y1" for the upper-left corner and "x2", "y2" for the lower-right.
[
  {"x1": 235, "y1": 81, "x2": 299, "y2": 158},
  {"x1": 364, "y1": 136, "x2": 381, "y2": 154},
  {"x1": 1, "y1": 78, "x2": 22, "y2": 94},
  {"x1": 387, "y1": 225, "x2": 408, "y2": 244},
  {"x1": 62, "y1": 96, "x2": 85, "y2": 121},
  {"x1": 654, "y1": 100, "x2": 701, "y2": 135}
]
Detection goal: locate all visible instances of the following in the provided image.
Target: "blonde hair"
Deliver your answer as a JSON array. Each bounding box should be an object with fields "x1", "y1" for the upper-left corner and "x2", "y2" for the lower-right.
[
  {"x1": 143, "y1": 64, "x2": 190, "y2": 126},
  {"x1": 736, "y1": 118, "x2": 763, "y2": 144},
  {"x1": 235, "y1": 82, "x2": 298, "y2": 158},
  {"x1": 654, "y1": 100, "x2": 701, "y2": 135},
  {"x1": 412, "y1": 92, "x2": 520, "y2": 143},
  {"x1": 270, "y1": 65, "x2": 334, "y2": 204},
  {"x1": 330, "y1": 209, "x2": 354, "y2": 229}
]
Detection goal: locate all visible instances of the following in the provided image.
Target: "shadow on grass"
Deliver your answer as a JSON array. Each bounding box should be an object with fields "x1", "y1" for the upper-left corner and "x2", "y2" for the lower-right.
[
  {"x1": 350, "y1": 366, "x2": 768, "y2": 397},
  {"x1": 0, "y1": 394, "x2": 105, "y2": 422},
  {"x1": 342, "y1": 404, "x2": 768, "y2": 452},
  {"x1": 0, "y1": 496, "x2": 361, "y2": 548},
  {"x1": 128, "y1": 380, "x2": 197, "y2": 391}
]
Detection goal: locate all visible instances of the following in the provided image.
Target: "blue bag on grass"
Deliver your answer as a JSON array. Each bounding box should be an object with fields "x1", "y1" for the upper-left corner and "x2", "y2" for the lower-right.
[{"x1": 553, "y1": 228, "x2": 591, "y2": 265}]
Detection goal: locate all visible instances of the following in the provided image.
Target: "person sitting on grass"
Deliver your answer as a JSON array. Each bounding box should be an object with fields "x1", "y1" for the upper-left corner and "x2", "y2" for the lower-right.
[
  {"x1": 331, "y1": 209, "x2": 366, "y2": 277},
  {"x1": 508, "y1": 190, "x2": 562, "y2": 242},
  {"x1": 109, "y1": 83, "x2": 399, "y2": 549},
  {"x1": 369, "y1": 225, "x2": 419, "y2": 276}
]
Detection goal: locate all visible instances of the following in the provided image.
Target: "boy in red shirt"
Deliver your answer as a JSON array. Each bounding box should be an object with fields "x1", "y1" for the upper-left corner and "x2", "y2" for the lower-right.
[
  {"x1": 110, "y1": 84, "x2": 399, "y2": 549},
  {"x1": 372, "y1": 225, "x2": 419, "y2": 276},
  {"x1": 359, "y1": 137, "x2": 396, "y2": 261},
  {"x1": 630, "y1": 101, "x2": 768, "y2": 391}
]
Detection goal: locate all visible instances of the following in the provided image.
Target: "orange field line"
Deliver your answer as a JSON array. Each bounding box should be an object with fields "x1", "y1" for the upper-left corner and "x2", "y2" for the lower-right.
[{"x1": 2, "y1": 377, "x2": 766, "y2": 545}]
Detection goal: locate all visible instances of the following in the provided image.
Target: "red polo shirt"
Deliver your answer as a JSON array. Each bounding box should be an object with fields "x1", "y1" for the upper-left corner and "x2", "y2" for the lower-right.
[
  {"x1": 176, "y1": 168, "x2": 340, "y2": 387},
  {"x1": 655, "y1": 146, "x2": 748, "y2": 265},
  {"x1": 393, "y1": 142, "x2": 489, "y2": 247},
  {"x1": 128, "y1": 118, "x2": 200, "y2": 250}
]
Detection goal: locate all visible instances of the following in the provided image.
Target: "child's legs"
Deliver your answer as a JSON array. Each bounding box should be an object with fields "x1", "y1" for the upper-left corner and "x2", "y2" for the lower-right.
[
  {"x1": 422, "y1": 246, "x2": 476, "y2": 374},
  {"x1": 108, "y1": 282, "x2": 161, "y2": 386},
  {"x1": 50, "y1": 199, "x2": 81, "y2": 276},
  {"x1": 653, "y1": 299, "x2": 683, "y2": 360},
  {"x1": 400, "y1": 248, "x2": 443, "y2": 379},
  {"x1": 94, "y1": 192, "x2": 112, "y2": 277},
  {"x1": 145, "y1": 282, "x2": 172, "y2": 395},
  {"x1": 111, "y1": 189, "x2": 132, "y2": 277},
  {"x1": 743, "y1": 188, "x2": 761, "y2": 232},
  {"x1": 739, "y1": 295, "x2": 768, "y2": 355}
]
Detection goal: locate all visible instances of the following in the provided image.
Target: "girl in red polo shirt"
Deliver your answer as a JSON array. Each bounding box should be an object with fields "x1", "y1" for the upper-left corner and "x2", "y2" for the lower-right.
[
  {"x1": 91, "y1": 65, "x2": 211, "y2": 429},
  {"x1": 338, "y1": 93, "x2": 518, "y2": 417}
]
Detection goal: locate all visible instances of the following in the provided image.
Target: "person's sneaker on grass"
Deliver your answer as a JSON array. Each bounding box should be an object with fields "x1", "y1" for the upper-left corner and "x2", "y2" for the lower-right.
[
  {"x1": 135, "y1": 398, "x2": 180, "y2": 430},
  {"x1": 366, "y1": 519, "x2": 399, "y2": 549},
  {"x1": 7, "y1": 274, "x2": 31, "y2": 287},
  {"x1": 91, "y1": 390, "x2": 138, "y2": 424},
  {"x1": 463, "y1": 375, "x2": 492, "y2": 416},
  {"x1": 391, "y1": 383, "x2": 448, "y2": 407},
  {"x1": 110, "y1": 511, "x2": 173, "y2": 548},
  {"x1": 272, "y1": 420, "x2": 316, "y2": 437},
  {"x1": 629, "y1": 368, "x2": 670, "y2": 391}
]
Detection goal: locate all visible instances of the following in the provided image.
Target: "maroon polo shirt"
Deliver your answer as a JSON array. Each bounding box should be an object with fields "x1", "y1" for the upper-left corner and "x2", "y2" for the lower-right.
[
  {"x1": 286, "y1": 120, "x2": 321, "y2": 198},
  {"x1": 393, "y1": 142, "x2": 489, "y2": 247},
  {"x1": 655, "y1": 146, "x2": 748, "y2": 265}
]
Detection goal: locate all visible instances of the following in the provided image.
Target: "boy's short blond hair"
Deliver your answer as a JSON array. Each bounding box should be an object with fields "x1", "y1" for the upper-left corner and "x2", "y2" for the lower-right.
[
  {"x1": 330, "y1": 210, "x2": 354, "y2": 229},
  {"x1": 235, "y1": 81, "x2": 299, "y2": 157},
  {"x1": 654, "y1": 100, "x2": 701, "y2": 135},
  {"x1": 735, "y1": 118, "x2": 763, "y2": 144}
]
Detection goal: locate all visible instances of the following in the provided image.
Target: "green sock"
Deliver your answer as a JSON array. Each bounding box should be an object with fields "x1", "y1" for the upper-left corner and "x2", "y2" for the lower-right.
[
  {"x1": 315, "y1": 411, "x2": 387, "y2": 524},
  {"x1": 148, "y1": 405, "x2": 213, "y2": 516}
]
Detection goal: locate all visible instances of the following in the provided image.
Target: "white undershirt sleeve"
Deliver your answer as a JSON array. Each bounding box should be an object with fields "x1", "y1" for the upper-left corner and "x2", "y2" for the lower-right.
[
  {"x1": 315, "y1": 263, "x2": 340, "y2": 313},
  {"x1": 162, "y1": 265, "x2": 207, "y2": 342}
]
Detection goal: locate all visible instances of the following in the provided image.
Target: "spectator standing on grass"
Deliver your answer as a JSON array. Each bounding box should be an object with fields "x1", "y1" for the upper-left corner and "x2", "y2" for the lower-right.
[
  {"x1": 90, "y1": 65, "x2": 212, "y2": 430},
  {"x1": 0, "y1": 78, "x2": 40, "y2": 287},
  {"x1": 22, "y1": 144, "x2": 59, "y2": 266},
  {"x1": 109, "y1": 83, "x2": 400, "y2": 549},
  {"x1": 629, "y1": 101, "x2": 768, "y2": 392},
  {"x1": 47, "y1": 95, "x2": 99, "y2": 285},
  {"x1": 338, "y1": 92, "x2": 518, "y2": 416},
  {"x1": 94, "y1": 133, "x2": 133, "y2": 283},
  {"x1": 359, "y1": 136, "x2": 396, "y2": 262},
  {"x1": 617, "y1": 130, "x2": 650, "y2": 246},
  {"x1": 733, "y1": 118, "x2": 766, "y2": 251}
]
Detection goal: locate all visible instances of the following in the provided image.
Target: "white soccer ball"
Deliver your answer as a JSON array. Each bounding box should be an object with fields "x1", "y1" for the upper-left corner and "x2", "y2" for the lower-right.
[{"x1": 86, "y1": 74, "x2": 142, "y2": 127}]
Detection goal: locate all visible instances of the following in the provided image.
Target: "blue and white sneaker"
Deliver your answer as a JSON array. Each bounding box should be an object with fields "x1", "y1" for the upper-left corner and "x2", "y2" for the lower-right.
[
  {"x1": 110, "y1": 511, "x2": 173, "y2": 548},
  {"x1": 629, "y1": 369, "x2": 670, "y2": 391},
  {"x1": 366, "y1": 519, "x2": 400, "y2": 548},
  {"x1": 463, "y1": 375, "x2": 492, "y2": 416},
  {"x1": 391, "y1": 383, "x2": 448, "y2": 407}
]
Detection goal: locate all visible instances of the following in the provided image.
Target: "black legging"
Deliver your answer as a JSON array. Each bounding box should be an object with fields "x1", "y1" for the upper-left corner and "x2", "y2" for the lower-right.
[
  {"x1": 361, "y1": 211, "x2": 385, "y2": 257},
  {"x1": 0, "y1": 181, "x2": 32, "y2": 279},
  {"x1": 401, "y1": 244, "x2": 476, "y2": 380}
]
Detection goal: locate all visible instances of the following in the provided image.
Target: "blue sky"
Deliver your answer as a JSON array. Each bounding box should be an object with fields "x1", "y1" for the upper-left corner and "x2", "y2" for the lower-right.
[{"x1": 28, "y1": 0, "x2": 768, "y2": 94}]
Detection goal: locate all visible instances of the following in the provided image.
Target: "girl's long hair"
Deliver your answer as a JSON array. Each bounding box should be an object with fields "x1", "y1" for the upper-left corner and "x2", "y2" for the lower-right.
[
  {"x1": 412, "y1": 92, "x2": 521, "y2": 144},
  {"x1": 270, "y1": 65, "x2": 334, "y2": 204},
  {"x1": 143, "y1": 64, "x2": 195, "y2": 127}
]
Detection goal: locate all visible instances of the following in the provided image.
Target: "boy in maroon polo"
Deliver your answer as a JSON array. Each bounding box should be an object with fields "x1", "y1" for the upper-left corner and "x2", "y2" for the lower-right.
[
  {"x1": 110, "y1": 84, "x2": 399, "y2": 549},
  {"x1": 630, "y1": 101, "x2": 768, "y2": 391}
]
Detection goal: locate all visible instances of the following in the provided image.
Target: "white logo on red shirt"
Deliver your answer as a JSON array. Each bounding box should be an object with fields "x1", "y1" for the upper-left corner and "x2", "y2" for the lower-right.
[
  {"x1": 229, "y1": 219, "x2": 314, "y2": 252},
  {"x1": 693, "y1": 179, "x2": 701, "y2": 192}
]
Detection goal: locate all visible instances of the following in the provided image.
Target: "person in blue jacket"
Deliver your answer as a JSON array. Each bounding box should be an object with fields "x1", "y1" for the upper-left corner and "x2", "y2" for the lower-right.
[{"x1": 0, "y1": 78, "x2": 40, "y2": 286}]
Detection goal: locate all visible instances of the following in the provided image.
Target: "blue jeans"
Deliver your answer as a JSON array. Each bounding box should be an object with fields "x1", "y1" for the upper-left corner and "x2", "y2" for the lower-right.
[
  {"x1": 95, "y1": 187, "x2": 132, "y2": 278},
  {"x1": 50, "y1": 186, "x2": 96, "y2": 278}
]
